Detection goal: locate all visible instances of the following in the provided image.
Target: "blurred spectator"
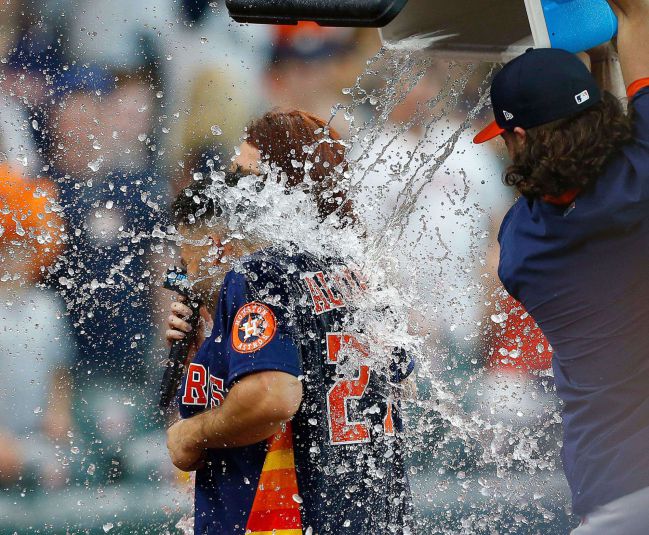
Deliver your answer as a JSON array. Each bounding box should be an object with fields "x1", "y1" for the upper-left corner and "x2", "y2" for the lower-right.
[
  {"x1": 0, "y1": 167, "x2": 73, "y2": 489},
  {"x1": 36, "y1": 65, "x2": 168, "y2": 484},
  {"x1": 172, "y1": 66, "x2": 256, "y2": 192},
  {"x1": 66, "y1": 0, "x2": 273, "y2": 188},
  {"x1": 44, "y1": 66, "x2": 163, "y2": 384},
  {"x1": 266, "y1": 23, "x2": 379, "y2": 135},
  {"x1": 0, "y1": 3, "x2": 44, "y2": 177},
  {"x1": 480, "y1": 292, "x2": 558, "y2": 424}
]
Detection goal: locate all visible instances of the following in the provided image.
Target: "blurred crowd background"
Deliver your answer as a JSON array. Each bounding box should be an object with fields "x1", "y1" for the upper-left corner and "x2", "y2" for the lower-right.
[{"x1": 0, "y1": 1, "x2": 573, "y2": 533}]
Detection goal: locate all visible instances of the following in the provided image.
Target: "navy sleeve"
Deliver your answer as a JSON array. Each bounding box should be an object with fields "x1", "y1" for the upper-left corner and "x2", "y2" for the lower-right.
[
  {"x1": 604, "y1": 86, "x2": 649, "y2": 222},
  {"x1": 222, "y1": 266, "x2": 302, "y2": 387}
]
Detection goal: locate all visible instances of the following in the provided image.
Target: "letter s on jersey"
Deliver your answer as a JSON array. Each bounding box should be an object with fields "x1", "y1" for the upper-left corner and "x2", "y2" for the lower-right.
[{"x1": 182, "y1": 363, "x2": 226, "y2": 408}]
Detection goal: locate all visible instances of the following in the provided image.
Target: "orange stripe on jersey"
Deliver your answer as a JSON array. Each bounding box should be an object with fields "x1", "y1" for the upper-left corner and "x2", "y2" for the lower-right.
[
  {"x1": 627, "y1": 78, "x2": 649, "y2": 98},
  {"x1": 262, "y1": 449, "x2": 295, "y2": 471},
  {"x1": 246, "y1": 509, "x2": 303, "y2": 531},
  {"x1": 251, "y1": 469, "x2": 300, "y2": 510},
  {"x1": 245, "y1": 423, "x2": 303, "y2": 534},
  {"x1": 266, "y1": 427, "x2": 294, "y2": 451}
]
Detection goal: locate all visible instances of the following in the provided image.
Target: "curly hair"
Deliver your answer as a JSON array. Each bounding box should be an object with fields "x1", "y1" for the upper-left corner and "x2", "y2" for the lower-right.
[{"x1": 505, "y1": 92, "x2": 634, "y2": 199}]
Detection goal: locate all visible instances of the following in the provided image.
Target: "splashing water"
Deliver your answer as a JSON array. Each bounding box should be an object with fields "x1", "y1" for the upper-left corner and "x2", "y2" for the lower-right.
[
  {"x1": 166, "y1": 44, "x2": 566, "y2": 534},
  {"x1": 0, "y1": 36, "x2": 565, "y2": 534}
]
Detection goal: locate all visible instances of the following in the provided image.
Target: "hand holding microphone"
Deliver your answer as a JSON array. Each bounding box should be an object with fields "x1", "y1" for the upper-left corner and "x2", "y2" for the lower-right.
[{"x1": 159, "y1": 268, "x2": 205, "y2": 409}]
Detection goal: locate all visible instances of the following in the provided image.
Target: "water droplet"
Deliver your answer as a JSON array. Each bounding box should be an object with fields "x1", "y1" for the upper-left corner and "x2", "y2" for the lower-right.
[
  {"x1": 103, "y1": 523, "x2": 114, "y2": 532},
  {"x1": 87, "y1": 158, "x2": 103, "y2": 172},
  {"x1": 33, "y1": 406, "x2": 42, "y2": 414},
  {"x1": 292, "y1": 494, "x2": 303, "y2": 504},
  {"x1": 210, "y1": 125, "x2": 222, "y2": 136}
]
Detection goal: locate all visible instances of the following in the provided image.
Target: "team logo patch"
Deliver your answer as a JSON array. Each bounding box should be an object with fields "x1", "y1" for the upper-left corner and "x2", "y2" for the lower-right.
[{"x1": 232, "y1": 302, "x2": 277, "y2": 354}]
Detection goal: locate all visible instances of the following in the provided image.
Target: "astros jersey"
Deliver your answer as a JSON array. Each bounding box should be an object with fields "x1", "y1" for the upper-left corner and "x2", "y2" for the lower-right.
[{"x1": 178, "y1": 248, "x2": 413, "y2": 534}]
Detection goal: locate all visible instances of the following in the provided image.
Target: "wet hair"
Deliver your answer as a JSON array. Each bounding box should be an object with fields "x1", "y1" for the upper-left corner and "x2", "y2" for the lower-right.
[
  {"x1": 504, "y1": 91, "x2": 634, "y2": 199},
  {"x1": 172, "y1": 169, "x2": 246, "y2": 227},
  {"x1": 246, "y1": 109, "x2": 355, "y2": 225}
]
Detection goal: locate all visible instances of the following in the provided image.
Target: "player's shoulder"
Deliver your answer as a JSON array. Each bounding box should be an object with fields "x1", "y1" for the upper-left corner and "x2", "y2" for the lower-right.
[
  {"x1": 225, "y1": 247, "x2": 316, "y2": 308},
  {"x1": 497, "y1": 197, "x2": 525, "y2": 244},
  {"x1": 240, "y1": 247, "x2": 292, "y2": 271},
  {"x1": 238, "y1": 247, "x2": 321, "y2": 283}
]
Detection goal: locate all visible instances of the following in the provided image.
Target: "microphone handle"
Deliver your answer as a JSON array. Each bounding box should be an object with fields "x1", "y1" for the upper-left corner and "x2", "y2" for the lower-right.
[{"x1": 159, "y1": 304, "x2": 201, "y2": 409}]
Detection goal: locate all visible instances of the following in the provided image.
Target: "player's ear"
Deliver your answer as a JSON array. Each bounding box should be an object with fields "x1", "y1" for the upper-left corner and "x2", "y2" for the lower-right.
[{"x1": 513, "y1": 127, "x2": 527, "y2": 147}]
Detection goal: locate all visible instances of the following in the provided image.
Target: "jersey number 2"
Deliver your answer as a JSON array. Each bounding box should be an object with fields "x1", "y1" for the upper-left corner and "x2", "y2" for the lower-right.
[{"x1": 326, "y1": 333, "x2": 394, "y2": 445}]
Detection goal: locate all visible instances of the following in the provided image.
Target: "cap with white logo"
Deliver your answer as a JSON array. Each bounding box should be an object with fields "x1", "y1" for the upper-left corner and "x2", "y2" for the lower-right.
[{"x1": 474, "y1": 48, "x2": 602, "y2": 144}]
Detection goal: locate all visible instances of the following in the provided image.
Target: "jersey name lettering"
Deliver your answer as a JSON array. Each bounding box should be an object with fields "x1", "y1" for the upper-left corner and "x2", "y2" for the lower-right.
[{"x1": 302, "y1": 266, "x2": 367, "y2": 315}]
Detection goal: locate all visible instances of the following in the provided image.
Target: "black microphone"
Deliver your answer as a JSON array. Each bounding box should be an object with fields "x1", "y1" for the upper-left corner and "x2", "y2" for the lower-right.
[{"x1": 159, "y1": 268, "x2": 203, "y2": 409}]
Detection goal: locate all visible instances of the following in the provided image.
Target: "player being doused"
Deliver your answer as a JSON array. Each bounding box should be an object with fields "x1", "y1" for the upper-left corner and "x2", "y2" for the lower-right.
[{"x1": 164, "y1": 110, "x2": 414, "y2": 534}]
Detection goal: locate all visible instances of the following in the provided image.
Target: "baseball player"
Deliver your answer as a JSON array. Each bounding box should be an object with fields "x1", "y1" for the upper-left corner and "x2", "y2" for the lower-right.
[
  {"x1": 165, "y1": 163, "x2": 413, "y2": 533},
  {"x1": 474, "y1": 1, "x2": 649, "y2": 532}
]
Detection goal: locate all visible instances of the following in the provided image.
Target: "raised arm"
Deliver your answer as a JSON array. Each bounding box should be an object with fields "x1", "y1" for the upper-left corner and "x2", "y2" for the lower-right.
[{"x1": 607, "y1": 0, "x2": 649, "y2": 86}]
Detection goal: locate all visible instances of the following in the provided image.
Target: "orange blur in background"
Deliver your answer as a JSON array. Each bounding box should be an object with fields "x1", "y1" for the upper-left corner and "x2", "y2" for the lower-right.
[
  {"x1": 0, "y1": 165, "x2": 64, "y2": 282},
  {"x1": 488, "y1": 295, "x2": 554, "y2": 374}
]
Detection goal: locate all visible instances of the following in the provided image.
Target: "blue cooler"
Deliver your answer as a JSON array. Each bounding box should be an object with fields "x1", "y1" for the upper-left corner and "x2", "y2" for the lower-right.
[{"x1": 540, "y1": 0, "x2": 618, "y2": 53}]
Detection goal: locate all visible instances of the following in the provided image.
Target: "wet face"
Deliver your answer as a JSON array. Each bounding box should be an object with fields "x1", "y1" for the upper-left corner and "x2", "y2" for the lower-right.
[
  {"x1": 178, "y1": 223, "x2": 256, "y2": 309},
  {"x1": 231, "y1": 142, "x2": 262, "y2": 174},
  {"x1": 178, "y1": 224, "x2": 226, "y2": 307}
]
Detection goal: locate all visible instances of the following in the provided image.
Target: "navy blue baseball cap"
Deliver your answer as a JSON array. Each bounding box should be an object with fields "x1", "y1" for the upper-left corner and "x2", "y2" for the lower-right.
[{"x1": 474, "y1": 48, "x2": 601, "y2": 144}]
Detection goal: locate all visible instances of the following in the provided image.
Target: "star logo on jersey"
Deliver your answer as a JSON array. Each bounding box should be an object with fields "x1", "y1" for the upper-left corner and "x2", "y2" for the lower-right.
[
  {"x1": 241, "y1": 317, "x2": 264, "y2": 341},
  {"x1": 232, "y1": 302, "x2": 277, "y2": 354}
]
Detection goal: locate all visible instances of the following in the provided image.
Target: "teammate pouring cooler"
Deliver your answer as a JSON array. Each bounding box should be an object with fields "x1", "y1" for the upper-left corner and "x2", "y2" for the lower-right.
[{"x1": 474, "y1": 1, "x2": 649, "y2": 532}]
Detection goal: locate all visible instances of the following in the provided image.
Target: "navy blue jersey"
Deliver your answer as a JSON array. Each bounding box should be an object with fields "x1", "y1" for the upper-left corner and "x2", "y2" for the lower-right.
[
  {"x1": 178, "y1": 248, "x2": 413, "y2": 534},
  {"x1": 498, "y1": 85, "x2": 649, "y2": 515}
]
